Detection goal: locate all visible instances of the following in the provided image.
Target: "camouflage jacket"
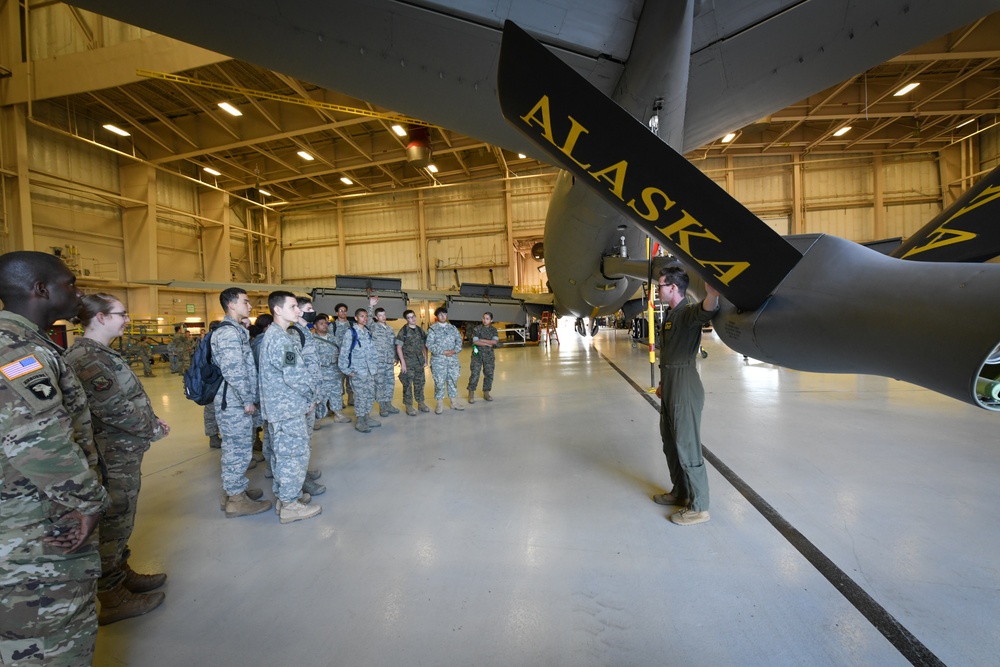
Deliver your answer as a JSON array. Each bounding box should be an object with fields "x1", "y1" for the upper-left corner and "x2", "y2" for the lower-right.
[
  {"x1": 426, "y1": 322, "x2": 463, "y2": 357},
  {"x1": 0, "y1": 311, "x2": 109, "y2": 572},
  {"x1": 471, "y1": 324, "x2": 500, "y2": 354},
  {"x1": 65, "y1": 337, "x2": 164, "y2": 452},
  {"x1": 338, "y1": 323, "x2": 377, "y2": 376},
  {"x1": 210, "y1": 316, "x2": 258, "y2": 408},
  {"x1": 312, "y1": 332, "x2": 341, "y2": 381},
  {"x1": 258, "y1": 323, "x2": 314, "y2": 422},
  {"x1": 395, "y1": 324, "x2": 427, "y2": 365},
  {"x1": 366, "y1": 306, "x2": 397, "y2": 366},
  {"x1": 290, "y1": 321, "x2": 322, "y2": 387}
]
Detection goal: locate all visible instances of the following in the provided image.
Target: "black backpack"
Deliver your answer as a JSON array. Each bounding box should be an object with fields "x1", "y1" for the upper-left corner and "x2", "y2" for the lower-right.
[{"x1": 183, "y1": 320, "x2": 237, "y2": 406}]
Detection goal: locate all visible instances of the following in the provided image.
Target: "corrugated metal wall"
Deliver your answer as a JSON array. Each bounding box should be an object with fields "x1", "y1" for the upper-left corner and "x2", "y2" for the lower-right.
[{"x1": 29, "y1": 6, "x2": 151, "y2": 60}]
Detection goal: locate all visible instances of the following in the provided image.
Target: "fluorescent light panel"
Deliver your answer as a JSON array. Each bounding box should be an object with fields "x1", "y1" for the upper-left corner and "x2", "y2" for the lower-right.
[
  {"x1": 203, "y1": 167, "x2": 221, "y2": 176},
  {"x1": 894, "y1": 82, "x2": 920, "y2": 96},
  {"x1": 427, "y1": 164, "x2": 438, "y2": 173},
  {"x1": 340, "y1": 177, "x2": 353, "y2": 185},
  {"x1": 217, "y1": 102, "x2": 243, "y2": 116},
  {"x1": 833, "y1": 126, "x2": 852, "y2": 137},
  {"x1": 391, "y1": 124, "x2": 407, "y2": 137},
  {"x1": 103, "y1": 124, "x2": 130, "y2": 137},
  {"x1": 517, "y1": 153, "x2": 527, "y2": 159},
  {"x1": 297, "y1": 150, "x2": 314, "y2": 160},
  {"x1": 258, "y1": 189, "x2": 272, "y2": 197},
  {"x1": 956, "y1": 118, "x2": 976, "y2": 129},
  {"x1": 721, "y1": 132, "x2": 737, "y2": 143}
]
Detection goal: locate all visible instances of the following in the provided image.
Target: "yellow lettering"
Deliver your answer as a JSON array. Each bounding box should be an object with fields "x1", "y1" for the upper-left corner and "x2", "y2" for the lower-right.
[
  {"x1": 698, "y1": 260, "x2": 752, "y2": 286},
  {"x1": 655, "y1": 210, "x2": 722, "y2": 256},
  {"x1": 588, "y1": 160, "x2": 628, "y2": 201},
  {"x1": 627, "y1": 187, "x2": 675, "y2": 221},
  {"x1": 520, "y1": 96, "x2": 591, "y2": 169},
  {"x1": 520, "y1": 96, "x2": 555, "y2": 143},
  {"x1": 902, "y1": 183, "x2": 999, "y2": 258}
]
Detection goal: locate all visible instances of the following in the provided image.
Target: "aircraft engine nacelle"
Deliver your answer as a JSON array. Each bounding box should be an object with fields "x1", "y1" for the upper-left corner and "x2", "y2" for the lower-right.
[{"x1": 714, "y1": 234, "x2": 1000, "y2": 411}]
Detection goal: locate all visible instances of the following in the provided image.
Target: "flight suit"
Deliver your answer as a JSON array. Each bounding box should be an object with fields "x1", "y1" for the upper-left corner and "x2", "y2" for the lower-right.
[{"x1": 658, "y1": 297, "x2": 716, "y2": 512}]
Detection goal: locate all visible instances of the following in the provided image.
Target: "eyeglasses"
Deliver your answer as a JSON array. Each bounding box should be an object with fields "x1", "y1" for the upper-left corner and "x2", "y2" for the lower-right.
[
  {"x1": 107, "y1": 311, "x2": 128, "y2": 318},
  {"x1": 337, "y1": 309, "x2": 348, "y2": 313}
]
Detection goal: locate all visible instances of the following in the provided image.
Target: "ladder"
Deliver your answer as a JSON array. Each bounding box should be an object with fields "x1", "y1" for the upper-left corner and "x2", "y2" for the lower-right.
[{"x1": 540, "y1": 310, "x2": 559, "y2": 344}]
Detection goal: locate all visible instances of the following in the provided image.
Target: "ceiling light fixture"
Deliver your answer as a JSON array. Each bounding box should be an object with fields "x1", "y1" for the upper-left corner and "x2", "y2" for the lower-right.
[
  {"x1": 217, "y1": 102, "x2": 243, "y2": 116},
  {"x1": 258, "y1": 189, "x2": 272, "y2": 197},
  {"x1": 956, "y1": 118, "x2": 976, "y2": 129},
  {"x1": 894, "y1": 82, "x2": 920, "y2": 96},
  {"x1": 391, "y1": 124, "x2": 407, "y2": 137},
  {"x1": 833, "y1": 126, "x2": 852, "y2": 137},
  {"x1": 203, "y1": 167, "x2": 221, "y2": 176},
  {"x1": 427, "y1": 164, "x2": 438, "y2": 173},
  {"x1": 340, "y1": 177, "x2": 353, "y2": 185},
  {"x1": 517, "y1": 153, "x2": 527, "y2": 159},
  {"x1": 297, "y1": 150, "x2": 314, "y2": 161},
  {"x1": 103, "y1": 124, "x2": 130, "y2": 137},
  {"x1": 721, "y1": 132, "x2": 737, "y2": 143}
]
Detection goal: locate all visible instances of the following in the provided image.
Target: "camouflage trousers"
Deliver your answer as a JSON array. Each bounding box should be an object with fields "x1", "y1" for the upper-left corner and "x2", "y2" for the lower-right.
[
  {"x1": 139, "y1": 351, "x2": 153, "y2": 377},
  {"x1": 214, "y1": 390, "x2": 254, "y2": 495},
  {"x1": 1, "y1": 571, "x2": 99, "y2": 666},
  {"x1": 97, "y1": 442, "x2": 146, "y2": 592},
  {"x1": 169, "y1": 351, "x2": 180, "y2": 374},
  {"x1": 317, "y1": 370, "x2": 345, "y2": 416},
  {"x1": 430, "y1": 356, "x2": 460, "y2": 400},
  {"x1": 373, "y1": 363, "x2": 395, "y2": 404},
  {"x1": 268, "y1": 417, "x2": 310, "y2": 504},
  {"x1": 203, "y1": 402, "x2": 219, "y2": 437},
  {"x1": 398, "y1": 359, "x2": 427, "y2": 406},
  {"x1": 467, "y1": 349, "x2": 495, "y2": 392},
  {"x1": 351, "y1": 372, "x2": 375, "y2": 418}
]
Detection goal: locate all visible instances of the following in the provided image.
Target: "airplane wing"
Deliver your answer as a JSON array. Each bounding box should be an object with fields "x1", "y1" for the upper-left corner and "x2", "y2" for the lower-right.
[
  {"x1": 63, "y1": 0, "x2": 1000, "y2": 154},
  {"x1": 497, "y1": 20, "x2": 801, "y2": 310}
]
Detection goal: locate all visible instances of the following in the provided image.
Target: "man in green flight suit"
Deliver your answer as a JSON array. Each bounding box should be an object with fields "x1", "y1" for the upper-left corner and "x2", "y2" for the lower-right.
[{"x1": 652, "y1": 266, "x2": 719, "y2": 526}]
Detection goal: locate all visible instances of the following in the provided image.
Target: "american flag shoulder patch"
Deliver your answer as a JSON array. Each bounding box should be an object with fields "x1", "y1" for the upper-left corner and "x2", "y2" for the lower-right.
[{"x1": 1, "y1": 354, "x2": 44, "y2": 380}]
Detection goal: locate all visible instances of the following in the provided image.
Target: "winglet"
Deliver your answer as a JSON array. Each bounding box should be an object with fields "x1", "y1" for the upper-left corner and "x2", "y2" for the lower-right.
[
  {"x1": 892, "y1": 164, "x2": 1000, "y2": 263},
  {"x1": 497, "y1": 21, "x2": 801, "y2": 310}
]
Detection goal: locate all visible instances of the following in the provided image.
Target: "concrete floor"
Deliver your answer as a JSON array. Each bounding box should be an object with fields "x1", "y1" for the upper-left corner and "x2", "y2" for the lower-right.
[{"x1": 93, "y1": 325, "x2": 1000, "y2": 666}]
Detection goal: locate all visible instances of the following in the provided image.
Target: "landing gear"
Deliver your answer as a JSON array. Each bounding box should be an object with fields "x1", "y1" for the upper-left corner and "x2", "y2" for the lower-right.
[
  {"x1": 575, "y1": 318, "x2": 586, "y2": 336},
  {"x1": 590, "y1": 321, "x2": 600, "y2": 336}
]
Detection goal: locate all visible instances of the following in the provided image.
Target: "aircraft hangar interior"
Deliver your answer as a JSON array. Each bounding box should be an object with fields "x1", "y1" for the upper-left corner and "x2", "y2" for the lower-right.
[{"x1": 1, "y1": 2, "x2": 999, "y2": 665}]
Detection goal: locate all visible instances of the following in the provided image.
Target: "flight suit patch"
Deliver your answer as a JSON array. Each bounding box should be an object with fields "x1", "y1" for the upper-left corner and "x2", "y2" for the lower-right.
[
  {"x1": 90, "y1": 375, "x2": 114, "y2": 392},
  {"x1": 284, "y1": 351, "x2": 296, "y2": 365}
]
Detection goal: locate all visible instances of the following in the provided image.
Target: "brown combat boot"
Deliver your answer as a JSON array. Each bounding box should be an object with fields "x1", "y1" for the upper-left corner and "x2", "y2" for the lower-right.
[
  {"x1": 219, "y1": 487, "x2": 265, "y2": 511},
  {"x1": 122, "y1": 562, "x2": 167, "y2": 593},
  {"x1": 224, "y1": 491, "x2": 272, "y2": 518},
  {"x1": 483, "y1": 391, "x2": 492, "y2": 401},
  {"x1": 97, "y1": 582, "x2": 165, "y2": 626},
  {"x1": 468, "y1": 389, "x2": 475, "y2": 404}
]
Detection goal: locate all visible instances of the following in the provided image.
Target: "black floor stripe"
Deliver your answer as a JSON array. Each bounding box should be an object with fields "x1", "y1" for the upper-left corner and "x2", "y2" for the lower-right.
[{"x1": 598, "y1": 349, "x2": 945, "y2": 667}]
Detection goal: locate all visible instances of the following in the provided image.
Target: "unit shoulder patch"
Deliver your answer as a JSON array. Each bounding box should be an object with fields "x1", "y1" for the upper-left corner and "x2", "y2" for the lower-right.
[{"x1": 284, "y1": 351, "x2": 297, "y2": 366}]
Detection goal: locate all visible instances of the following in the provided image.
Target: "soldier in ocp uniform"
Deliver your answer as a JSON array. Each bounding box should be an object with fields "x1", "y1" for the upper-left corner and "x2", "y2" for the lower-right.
[
  {"x1": 0, "y1": 251, "x2": 109, "y2": 665},
  {"x1": 136, "y1": 335, "x2": 155, "y2": 377},
  {"x1": 66, "y1": 294, "x2": 170, "y2": 625},
  {"x1": 212, "y1": 288, "x2": 271, "y2": 518},
  {"x1": 425, "y1": 306, "x2": 464, "y2": 413},
  {"x1": 339, "y1": 308, "x2": 379, "y2": 432},
  {"x1": 467, "y1": 311, "x2": 500, "y2": 403},
  {"x1": 366, "y1": 296, "x2": 399, "y2": 417},
  {"x1": 395, "y1": 309, "x2": 429, "y2": 415},
  {"x1": 169, "y1": 324, "x2": 185, "y2": 373},
  {"x1": 258, "y1": 291, "x2": 322, "y2": 524}
]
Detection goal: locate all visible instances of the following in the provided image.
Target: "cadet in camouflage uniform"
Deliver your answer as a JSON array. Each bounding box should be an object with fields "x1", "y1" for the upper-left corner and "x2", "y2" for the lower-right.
[
  {"x1": 366, "y1": 296, "x2": 399, "y2": 417},
  {"x1": 212, "y1": 288, "x2": 271, "y2": 518},
  {"x1": 311, "y1": 314, "x2": 351, "y2": 423},
  {"x1": 339, "y1": 308, "x2": 379, "y2": 432},
  {"x1": 467, "y1": 311, "x2": 500, "y2": 403},
  {"x1": 425, "y1": 307, "x2": 464, "y2": 413},
  {"x1": 0, "y1": 251, "x2": 109, "y2": 665},
  {"x1": 169, "y1": 325, "x2": 185, "y2": 373},
  {"x1": 653, "y1": 267, "x2": 719, "y2": 527},
  {"x1": 66, "y1": 294, "x2": 170, "y2": 625},
  {"x1": 396, "y1": 309, "x2": 429, "y2": 416},
  {"x1": 136, "y1": 335, "x2": 155, "y2": 377},
  {"x1": 330, "y1": 303, "x2": 354, "y2": 407},
  {"x1": 258, "y1": 291, "x2": 322, "y2": 524},
  {"x1": 290, "y1": 297, "x2": 326, "y2": 498}
]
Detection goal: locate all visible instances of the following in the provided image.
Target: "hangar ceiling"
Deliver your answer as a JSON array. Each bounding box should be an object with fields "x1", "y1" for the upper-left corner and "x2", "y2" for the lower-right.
[{"x1": 29, "y1": 8, "x2": 1000, "y2": 211}]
